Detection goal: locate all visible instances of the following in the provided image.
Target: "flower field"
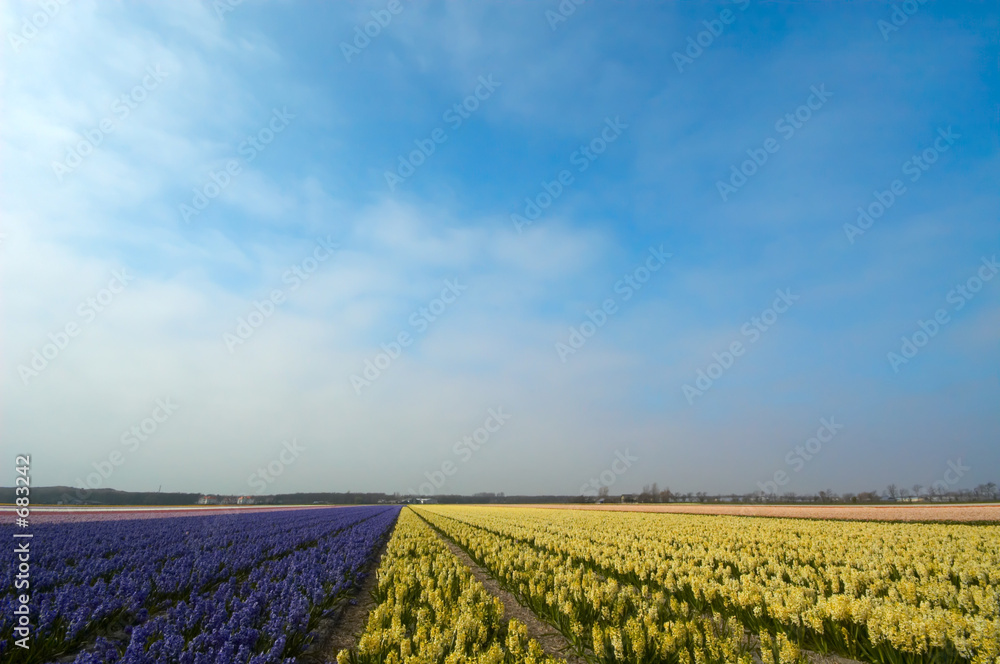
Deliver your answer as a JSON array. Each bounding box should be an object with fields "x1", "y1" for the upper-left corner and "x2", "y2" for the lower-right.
[
  {"x1": 336, "y1": 507, "x2": 562, "y2": 664},
  {"x1": 0, "y1": 506, "x2": 398, "y2": 664},
  {"x1": 414, "y1": 506, "x2": 1000, "y2": 664},
  {"x1": 4, "y1": 503, "x2": 997, "y2": 664}
]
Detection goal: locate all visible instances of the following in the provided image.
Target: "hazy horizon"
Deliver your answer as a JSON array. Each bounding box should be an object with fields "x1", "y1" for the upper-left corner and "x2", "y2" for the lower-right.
[{"x1": 2, "y1": 1, "x2": 998, "y2": 498}]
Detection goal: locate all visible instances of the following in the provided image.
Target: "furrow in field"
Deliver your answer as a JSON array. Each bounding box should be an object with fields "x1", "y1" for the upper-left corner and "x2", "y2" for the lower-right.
[
  {"x1": 416, "y1": 505, "x2": 998, "y2": 664},
  {"x1": 416, "y1": 507, "x2": 755, "y2": 664},
  {"x1": 334, "y1": 507, "x2": 567, "y2": 664},
  {"x1": 415, "y1": 506, "x2": 993, "y2": 664},
  {"x1": 0, "y1": 507, "x2": 399, "y2": 664},
  {"x1": 301, "y1": 532, "x2": 393, "y2": 663},
  {"x1": 414, "y1": 509, "x2": 590, "y2": 664}
]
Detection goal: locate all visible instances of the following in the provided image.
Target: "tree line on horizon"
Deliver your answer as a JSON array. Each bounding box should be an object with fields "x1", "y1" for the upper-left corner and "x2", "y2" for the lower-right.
[
  {"x1": 627, "y1": 481, "x2": 999, "y2": 504},
  {"x1": 2, "y1": 482, "x2": 997, "y2": 506}
]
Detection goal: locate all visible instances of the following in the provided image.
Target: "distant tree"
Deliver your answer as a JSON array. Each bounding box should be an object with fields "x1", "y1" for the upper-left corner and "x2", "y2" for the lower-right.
[
  {"x1": 886, "y1": 484, "x2": 899, "y2": 500},
  {"x1": 658, "y1": 486, "x2": 673, "y2": 503},
  {"x1": 972, "y1": 483, "x2": 996, "y2": 500},
  {"x1": 912, "y1": 484, "x2": 923, "y2": 497},
  {"x1": 597, "y1": 486, "x2": 609, "y2": 499}
]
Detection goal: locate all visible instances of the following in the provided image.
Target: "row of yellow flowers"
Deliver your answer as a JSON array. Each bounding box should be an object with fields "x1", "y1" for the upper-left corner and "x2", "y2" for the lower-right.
[
  {"x1": 415, "y1": 507, "x2": 770, "y2": 664},
  {"x1": 336, "y1": 507, "x2": 564, "y2": 664},
  {"x1": 415, "y1": 506, "x2": 1000, "y2": 664}
]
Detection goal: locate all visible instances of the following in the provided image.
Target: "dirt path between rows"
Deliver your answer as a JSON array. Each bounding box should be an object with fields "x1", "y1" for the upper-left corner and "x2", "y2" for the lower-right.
[
  {"x1": 301, "y1": 537, "x2": 389, "y2": 663},
  {"x1": 429, "y1": 527, "x2": 588, "y2": 664},
  {"x1": 419, "y1": 512, "x2": 871, "y2": 664},
  {"x1": 431, "y1": 529, "x2": 868, "y2": 664},
  {"x1": 432, "y1": 527, "x2": 869, "y2": 664}
]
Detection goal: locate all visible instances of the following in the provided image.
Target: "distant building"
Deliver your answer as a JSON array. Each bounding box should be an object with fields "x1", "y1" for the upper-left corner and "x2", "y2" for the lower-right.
[{"x1": 198, "y1": 495, "x2": 241, "y2": 505}]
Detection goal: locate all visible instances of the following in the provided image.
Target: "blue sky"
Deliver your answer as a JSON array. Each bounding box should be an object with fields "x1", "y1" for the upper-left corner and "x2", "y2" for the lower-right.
[{"x1": 2, "y1": 0, "x2": 997, "y2": 497}]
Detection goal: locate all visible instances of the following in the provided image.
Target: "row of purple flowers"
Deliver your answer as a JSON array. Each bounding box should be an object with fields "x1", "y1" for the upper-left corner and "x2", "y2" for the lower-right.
[{"x1": 1, "y1": 506, "x2": 399, "y2": 663}]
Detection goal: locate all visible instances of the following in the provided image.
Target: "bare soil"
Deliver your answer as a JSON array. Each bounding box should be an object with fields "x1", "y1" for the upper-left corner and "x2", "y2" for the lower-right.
[
  {"x1": 430, "y1": 529, "x2": 588, "y2": 664},
  {"x1": 804, "y1": 651, "x2": 870, "y2": 664},
  {"x1": 420, "y1": 512, "x2": 874, "y2": 664},
  {"x1": 301, "y1": 537, "x2": 389, "y2": 663},
  {"x1": 511, "y1": 502, "x2": 1000, "y2": 522}
]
